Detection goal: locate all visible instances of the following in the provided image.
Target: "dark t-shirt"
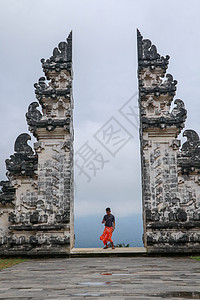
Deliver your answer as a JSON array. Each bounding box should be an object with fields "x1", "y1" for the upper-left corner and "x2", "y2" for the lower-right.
[{"x1": 103, "y1": 214, "x2": 115, "y2": 227}]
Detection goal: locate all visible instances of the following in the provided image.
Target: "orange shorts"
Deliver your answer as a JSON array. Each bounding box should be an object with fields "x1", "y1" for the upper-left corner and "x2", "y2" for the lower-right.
[{"x1": 100, "y1": 226, "x2": 113, "y2": 245}]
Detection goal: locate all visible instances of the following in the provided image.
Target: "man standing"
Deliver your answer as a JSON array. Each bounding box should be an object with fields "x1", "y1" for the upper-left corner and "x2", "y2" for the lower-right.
[{"x1": 100, "y1": 207, "x2": 115, "y2": 249}]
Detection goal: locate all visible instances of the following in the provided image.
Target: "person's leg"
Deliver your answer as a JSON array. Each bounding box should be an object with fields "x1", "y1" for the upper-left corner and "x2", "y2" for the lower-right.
[
  {"x1": 100, "y1": 227, "x2": 109, "y2": 248},
  {"x1": 103, "y1": 228, "x2": 110, "y2": 248},
  {"x1": 100, "y1": 227, "x2": 106, "y2": 243},
  {"x1": 107, "y1": 227, "x2": 115, "y2": 249},
  {"x1": 111, "y1": 241, "x2": 115, "y2": 249}
]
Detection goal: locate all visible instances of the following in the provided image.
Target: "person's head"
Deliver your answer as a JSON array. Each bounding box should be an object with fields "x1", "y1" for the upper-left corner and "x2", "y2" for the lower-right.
[{"x1": 106, "y1": 207, "x2": 111, "y2": 215}]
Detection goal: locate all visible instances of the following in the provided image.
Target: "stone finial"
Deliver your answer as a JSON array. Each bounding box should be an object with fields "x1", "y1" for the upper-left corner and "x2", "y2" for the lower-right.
[
  {"x1": 29, "y1": 33, "x2": 73, "y2": 136},
  {"x1": 178, "y1": 129, "x2": 200, "y2": 175},
  {"x1": 5, "y1": 133, "x2": 37, "y2": 177},
  {"x1": 142, "y1": 38, "x2": 160, "y2": 60},
  {"x1": 138, "y1": 30, "x2": 177, "y2": 98},
  {"x1": 137, "y1": 29, "x2": 170, "y2": 70},
  {"x1": 34, "y1": 33, "x2": 72, "y2": 102},
  {"x1": 161, "y1": 74, "x2": 177, "y2": 88},
  {"x1": 181, "y1": 130, "x2": 200, "y2": 157},
  {"x1": 26, "y1": 102, "x2": 42, "y2": 124},
  {"x1": 34, "y1": 77, "x2": 48, "y2": 92},
  {"x1": 138, "y1": 31, "x2": 185, "y2": 133},
  {"x1": 41, "y1": 31, "x2": 72, "y2": 79},
  {"x1": 14, "y1": 133, "x2": 33, "y2": 155},
  {"x1": 170, "y1": 99, "x2": 187, "y2": 122},
  {"x1": 51, "y1": 31, "x2": 72, "y2": 63},
  {"x1": 66, "y1": 31, "x2": 72, "y2": 62}
]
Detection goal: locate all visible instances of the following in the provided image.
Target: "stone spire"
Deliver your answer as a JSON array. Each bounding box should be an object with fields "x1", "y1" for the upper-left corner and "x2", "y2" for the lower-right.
[
  {"x1": 27, "y1": 32, "x2": 73, "y2": 138},
  {"x1": 0, "y1": 32, "x2": 74, "y2": 256},
  {"x1": 138, "y1": 30, "x2": 200, "y2": 254},
  {"x1": 137, "y1": 29, "x2": 186, "y2": 134},
  {"x1": 137, "y1": 29, "x2": 169, "y2": 71},
  {"x1": 41, "y1": 31, "x2": 72, "y2": 77}
]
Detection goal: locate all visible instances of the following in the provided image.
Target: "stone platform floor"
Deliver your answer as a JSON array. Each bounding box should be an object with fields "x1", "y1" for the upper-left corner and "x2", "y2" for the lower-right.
[
  {"x1": 70, "y1": 247, "x2": 147, "y2": 257},
  {"x1": 0, "y1": 256, "x2": 199, "y2": 299}
]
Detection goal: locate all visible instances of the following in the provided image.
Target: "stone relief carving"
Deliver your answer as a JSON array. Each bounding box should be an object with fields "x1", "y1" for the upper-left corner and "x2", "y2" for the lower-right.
[
  {"x1": 0, "y1": 181, "x2": 15, "y2": 204},
  {"x1": 14, "y1": 133, "x2": 33, "y2": 155},
  {"x1": 52, "y1": 41, "x2": 69, "y2": 61},
  {"x1": 142, "y1": 39, "x2": 160, "y2": 60},
  {"x1": 181, "y1": 130, "x2": 200, "y2": 157},
  {"x1": 5, "y1": 134, "x2": 37, "y2": 178},
  {"x1": 34, "y1": 77, "x2": 48, "y2": 92},
  {"x1": 41, "y1": 31, "x2": 72, "y2": 78},
  {"x1": 34, "y1": 141, "x2": 45, "y2": 153},
  {"x1": 54, "y1": 71, "x2": 72, "y2": 89},
  {"x1": 26, "y1": 102, "x2": 42, "y2": 123},
  {"x1": 170, "y1": 99, "x2": 187, "y2": 121},
  {"x1": 161, "y1": 73, "x2": 177, "y2": 89},
  {"x1": 137, "y1": 29, "x2": 170, "y2": 71},
  {"x1": 178, "y1": 129, "x2": 200, "y2": 176}
]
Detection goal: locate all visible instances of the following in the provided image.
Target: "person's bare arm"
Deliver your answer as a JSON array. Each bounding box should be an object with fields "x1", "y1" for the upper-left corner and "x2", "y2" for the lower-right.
[{"x1": 102, "y1": 217, "x2": 106, "y2": 224}]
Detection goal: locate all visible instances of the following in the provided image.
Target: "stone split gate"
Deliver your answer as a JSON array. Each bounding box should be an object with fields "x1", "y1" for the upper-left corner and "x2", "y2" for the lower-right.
[{"x1": 0, "y1": 30, "x2": 199, "y2": 255}]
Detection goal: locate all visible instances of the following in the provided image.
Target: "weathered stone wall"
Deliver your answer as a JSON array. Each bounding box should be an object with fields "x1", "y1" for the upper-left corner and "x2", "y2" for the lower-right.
[
  {"x1": 0, "y1": 32, "x2": 74, "y2": 256},
  {"x1": 138, "y1": 30, "x2": 200, "y2": 253}
]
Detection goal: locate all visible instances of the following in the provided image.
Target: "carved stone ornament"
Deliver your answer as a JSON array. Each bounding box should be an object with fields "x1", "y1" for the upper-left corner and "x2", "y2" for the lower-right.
[
  {"x1": 26, "y1": 102, "x2": 42, "y2": 124},
  {"x1": 137, "y1": 29, "x2": 170, "y2": 71},
  {"x1": 139, "y1": 74, "x2": 178, "y2": 98},
  {"x1": 170, "y1": 99, "x2": 187, "y2": 122},
  {"x1": 34, "y1": 141, "x2": 45, "y2": 153},
  {"x1": 27, "y1": 105, "x2": 70, "y2": 136},
  {"x1": 0, "y1": 181, "x2": 15, "y2": 204},
  {"x1": 34, "y1": 77, "x2": 48, "y2": 92},
  {"x1": 5, "y1": 133, "x2": 38, "y2": 177},
  {"x1": 178, "y1": 130, "x2": 200, "y2": 175},
  {"x1": 142, "y1": 114, "x2": 186, "y2": 130},
  {"x1": 14, "y1": 133, "x2": 33, "y2": 154},
  {"x1": 34, "y1": 79, "x2": 71, "y2": 102},
  {"x1": 181, "y1": 130, "x2": 200, "y2": 157},
  {"x1": 41, "y1": 31, "x2": 72, "y2": 79}
]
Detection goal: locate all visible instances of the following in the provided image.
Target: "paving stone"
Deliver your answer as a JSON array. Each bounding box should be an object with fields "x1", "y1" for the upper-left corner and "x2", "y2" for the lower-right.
[{"x1": 0, "y1": 257, "x2": 199, "y2": 298}]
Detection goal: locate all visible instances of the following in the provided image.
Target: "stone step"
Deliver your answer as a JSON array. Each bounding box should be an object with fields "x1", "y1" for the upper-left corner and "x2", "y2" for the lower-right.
[{"x1": 70, "y1": 247, "x2": 147, "y2": 257}]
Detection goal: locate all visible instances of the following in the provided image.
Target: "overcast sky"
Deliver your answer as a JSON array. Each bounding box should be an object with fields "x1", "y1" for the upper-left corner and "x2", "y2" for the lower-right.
[{"x1": 0, "y1": 0, "x2": 200, "y2": 226}]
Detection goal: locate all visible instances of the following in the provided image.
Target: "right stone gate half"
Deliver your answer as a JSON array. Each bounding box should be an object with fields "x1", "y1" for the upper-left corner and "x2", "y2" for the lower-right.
[{"x1": 137, "y1": 30, "x2": 200, "y2": 254}]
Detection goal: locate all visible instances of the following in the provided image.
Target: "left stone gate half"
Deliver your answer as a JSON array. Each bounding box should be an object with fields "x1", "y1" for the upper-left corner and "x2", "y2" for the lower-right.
[{"x1": 0, "y1": 32, "x2": 74, "y2": 256}]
